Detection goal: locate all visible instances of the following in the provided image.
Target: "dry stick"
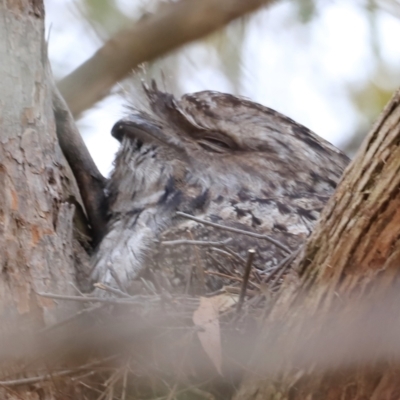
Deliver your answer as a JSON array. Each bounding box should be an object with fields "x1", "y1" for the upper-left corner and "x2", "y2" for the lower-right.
[
  {"x1": 262, "y1": 247, "x2": 302, "y2": 284},
  {"x1": 70, "y1": 371, "x2": 96, "y2": 382},
  {"x1": 0, "y1": 384, "x2": 26, "y2": 400},
  {"x1": 271, "y1": 249, "x2": 301, "y2": 289},
  {"x1": 140, "y1": 278, "x2": 158, "y2": 295},
  {"x1": 94, "y1": 282, "x2": 132, "y2": 298},
  {"x1": 36, "y1": 292, "x2": 148, "y2": 305},
  {"x1": 207, "y1": 253, "x2": 236, "y2": 278},
  {"x1": 209, "y1": 246, "x2": 262, "y2": 283},
  {"x1": 58, "y1": 0, "x2": 273, "y2": 117},
  {"x1": 204, "y1": 270, "x2": 260, "y2": 289},
  {"x1": 166, "y1": 382, "x2": 179, "y2": 400},
  {"x1": 177, "y1": 211, "x2": 291, "y2": 253},
  {"x1": 252, "y1": 268, "x2": 262, "y2": 283},
  {"x1": 37, "y1": 292, "x2": 128, "y2": 304},
  {"x1": 269, "y1": 247, "x2": 302, "y2": 288},
  {"x1": 161, "y1": 238, "x2": 232, "y2": 247},
  {"x1": 97, "y1": 369, "x2": 121, "y2": 400},
  {"x1": 121, "y1": 359, "x2": 130, "y2": 400},
  {"x1": 37, "y1": 291, "x2": 200, "y2": 308},
  {"x1": 211, "y1": 246, "x2": 246, "y2": 264},
  {"x1": 77, "y1": 379, "x2": 105, "y2": 396},
  {"x1": 248, "y1": 248, "x2": 303, "y2": 308},
  {"x1": 0, "y1": 356, "x2": 117, "y2": 387},
  {"x1": 205, "y1": 270, "x2": 242, "y2": 282},
  {"x1": 215, "y1": 245, "x2": 262, "y2": 282},
  {"x1": 69, "y1": 281, "x2": 87, "y2": 297},
  {"x1": 40, "y1": 303, "x2": 103, "y2": 333},
  {"x1": 0, "y1": 383, "x2": 26, "y2": 400},
  {"x1": 262, "y1": 255, "x2": 291, "y2": 284},
  {"x1": 237, "y1": 249, "x2": 256, "y2": 313}
]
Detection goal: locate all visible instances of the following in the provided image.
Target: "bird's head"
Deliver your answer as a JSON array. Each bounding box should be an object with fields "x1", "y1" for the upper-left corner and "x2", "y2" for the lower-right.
[{"x1": 108, "y1": 82, "x2": 349, "y2": 213}]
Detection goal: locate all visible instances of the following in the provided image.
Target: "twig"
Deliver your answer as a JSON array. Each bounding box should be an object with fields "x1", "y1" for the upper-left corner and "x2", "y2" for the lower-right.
[
  {"x1": 262, "y1": 247, "x2": 302, "y2": 284},
  {"x1": 210, "y1": 246, "x2": 246, "y2": 264},
  {"x1": 166, "y1": 382, "x2": 178, "y2": 400},
  {"x1": 97, "y1": 367, "x2": 127, "y2": 400},
  {"x1": 39, "y1": 303, "x2": 103, "y2": 333},
  {"x1": 0, "y1": 356, "x2": 117, "y2": 387},
  {"x1": 93, "y1": 283, "x2": 132, "y2": 298},
  {"x1": 161, "y1": 238, "x2": 232, "y2": 247},
  {"x1": 205, "y1": 270, "x2": 242, "y2": 282},
  {"x1": 177, "y1": 212, "x2": 291, "y2": 253},
  {"x1": 37, "y1": 291, "x2": 200, "y2": 308},
  {"x1": 210, "y1": 244, "x2": 261, "y2": 282},
  {"x1": 70, "y1": 371, "x2": 96, "y2": 381},
  {"x1": 121, "y1": 359, "x2": 130, "y2": 400},
  {"x1": 103, "y1": 369, "x2": 121, "y2": 387},
  {"x1": 204, "y1": 271, "x2": 259, "y2": 289},
  {"x1": 252, "y1": 268, "x2": 262, "y2": 283},
  {"x1": 36, "y1": 292, "x2": 131, "y2": 304},
  {"x1": 140, "y1": 278, "x2": 158, "y2": 295},
  {"x1": 270, "y1": 247, "x2": 302, "y2": 288},
  {"x1": 69, "y1": 281, "x2": 87, "y2": 297},
  {"x1": 0, "y1": 383, "x2": 26, "y2": 400},
  {"x1": 207, "y1": 252, "x2": 236, "y2": 277},
  {"x1": 262, "y1": 255, "x2": 292, "y2": 284},
  {"x1": 77, "y1": 379, "x2": 104, "y2": 395},
  {"x1": 237, "y1": 249, "x2": 256, "y2": 313},
  {"x1": 36, "y1": 291, "x2": 163, "y2": 306}
]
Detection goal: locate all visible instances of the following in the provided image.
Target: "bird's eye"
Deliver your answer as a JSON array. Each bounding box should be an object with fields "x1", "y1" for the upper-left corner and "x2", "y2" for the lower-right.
[
  {"x1": 197, "y1": 134, "x2": 233, "y2": 153},
  {"x1": 198, "y1": 139, "x2": 229, "y2": 153}
]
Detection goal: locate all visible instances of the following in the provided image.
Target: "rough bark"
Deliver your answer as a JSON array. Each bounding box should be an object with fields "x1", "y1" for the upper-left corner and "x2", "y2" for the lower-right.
[
  {"x1": 234, "y1": 87, "x2": 400, "y2": 398},
  {"x1": 0, "y1": 1, "x2": 89, "y2": 397}
]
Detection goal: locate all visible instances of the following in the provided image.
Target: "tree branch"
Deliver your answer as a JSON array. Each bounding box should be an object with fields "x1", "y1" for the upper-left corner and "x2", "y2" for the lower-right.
[
  {"x1": 52, "y1": 84, "x2": 108, "y2": 246},
  {"x1": 58, "y1": 0, "x2": 272, "y2": 117}
]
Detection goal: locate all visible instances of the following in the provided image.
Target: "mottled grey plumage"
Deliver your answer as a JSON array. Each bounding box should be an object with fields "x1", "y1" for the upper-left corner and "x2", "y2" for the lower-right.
[{"x1": 91, "y1": 84, "x2": 349, "y2": 294}]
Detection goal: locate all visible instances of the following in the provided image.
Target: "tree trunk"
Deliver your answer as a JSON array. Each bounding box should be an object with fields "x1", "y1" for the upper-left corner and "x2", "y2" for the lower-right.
[
  {"x1": 0, "y1": 1, "x2": 88, "y2": 397},
  {"x1": 235, "y1": 89, "x2": 400, "y2": 398}
]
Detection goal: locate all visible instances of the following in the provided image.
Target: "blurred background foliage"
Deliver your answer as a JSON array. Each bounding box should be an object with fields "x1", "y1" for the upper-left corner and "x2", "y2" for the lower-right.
[{"x1": 45, "y1": 0, "x2": 400, "y2": 174}]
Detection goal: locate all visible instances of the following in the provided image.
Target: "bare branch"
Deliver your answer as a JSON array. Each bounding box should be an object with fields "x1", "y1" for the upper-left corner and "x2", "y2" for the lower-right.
[
  {"x1": 176, "y1": 211, "x2": 291, "y2": 253},
  {"x1": 0, "y1": 356, "x2": 117, "y2": 387},
  {"x1": 237, "y1": 249, "x2": 256, "y2": 313},
  {"x1": 52, "y1": 83, "x2": 108, "y2": 245},
  {"x1": 161, "y1": 238, "x2": 232, "y2": 247},
  {"x1": 58, "y1": 0, "x2": 273, "y2": 117},
  {"x1": 93, "y1": 283, "x2": 132, "y2": 298},
  {"x1": 36, "y1": 292, "x2": 132, "y2": 304},
  {"x1": 262, "y1": 247, "x2": 302, "y2": 284}
]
